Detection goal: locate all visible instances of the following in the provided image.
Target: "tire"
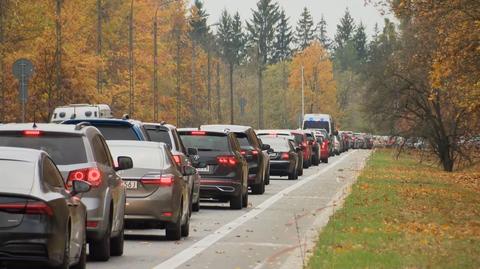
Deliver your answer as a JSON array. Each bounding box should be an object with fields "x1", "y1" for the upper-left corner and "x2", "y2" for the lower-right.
[
  {"x1": 242, "y1": 190, "x2": 248, "y2": 208},
  {"x1": 251, "y1": 179, "x2": 265, "y2": 195},
  {"x1": 288, "y1": 169, "x2": 297, "y2": 180},
  {"x1": 181, "y1": 207, "x2": 190, "y2": 237},
  {"x1": 298, "y1": 165, "x2": 303, "y2": 176},
  {"x1": 192, "y1": 201, "x2": 200, "y2": 212},
  {"x1": 322, "y1": 158, "x2": 329, "y2": 164},
  {"x1": 166, "y1": 202, "x2": 182, "y2": 241},
  {"x1": 110, "y1": 223, "x2": 124, "y2": 257},
  {"x1": 71, "y1": 234, "x2": 86, "y2": 269},
  {"x1": 89, "y1": 218, "x2": 111, "y2": 261},
  {"x1": 264, "y1": 169, "x2": 270, "y2": 185},
  {"x1": 230, "y1": 192, "x2": 243, "y2": 210}
]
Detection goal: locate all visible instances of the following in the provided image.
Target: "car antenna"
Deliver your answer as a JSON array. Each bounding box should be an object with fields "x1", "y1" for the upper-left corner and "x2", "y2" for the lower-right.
[{"x1": 32, "y1": 110, "x2": 37, "y2": 128}]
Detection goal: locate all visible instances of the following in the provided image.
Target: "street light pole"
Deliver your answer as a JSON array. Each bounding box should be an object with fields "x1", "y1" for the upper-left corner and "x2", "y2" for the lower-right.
[{"x1": 301, "y1": 65, "x2": 305, "y2": 129}]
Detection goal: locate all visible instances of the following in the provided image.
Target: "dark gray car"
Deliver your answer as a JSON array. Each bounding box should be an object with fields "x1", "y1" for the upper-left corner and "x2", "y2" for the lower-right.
[
  {"x1": 0, "y1": 123, "x2": 130, "y2": 262},
  {"x1": 0, "y1": 147, "x2": 90, "y2": 269}
]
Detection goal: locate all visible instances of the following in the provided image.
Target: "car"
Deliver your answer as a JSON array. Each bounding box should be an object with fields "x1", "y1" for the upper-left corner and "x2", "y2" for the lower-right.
[
  {"x1": 106, "y1": 141, "x2": 192, "y2": 241},
  {"x1": 62, "y1": 118, "x2": 150, "y2": 141},
  {"x1": 0, "y1": 147, "x2": 91, "y2": 269},
  {"x1": 353, "y1": 133, "x2": 365, "y2": 149},
  {"x1": 289, "y1": 131, "x2": 313, "y2": 168},
  {"x1": 256, "y1": 130, "x2": 304, "y2": 176},
  {"x1": 316, "y1": 134, "x2": 330, "y2": 163},
  {"x1": 333, "y1": 135, "x2": 341, "y2": 155},
  {"x1": 144, "y1": 122, "x2": 201, "y2": 212},
  {"x1": 200, "y1": 125, "x2": 269, "y2": 195},
  {"x1": 50, "y1": 104, "x2": 112, "y2": 123},
  {"x1": 0, "y1": 123, "x2": 130, "y2": 261},
  {"x1": 178, "y1": 129, "x2": 248, "y2": 209},
  {"x1": 303, "y1": 130, "x2": 320, "y2": 165},
  {"x1": 260, "y1": 137, "x2": 299, "y2": 179}
]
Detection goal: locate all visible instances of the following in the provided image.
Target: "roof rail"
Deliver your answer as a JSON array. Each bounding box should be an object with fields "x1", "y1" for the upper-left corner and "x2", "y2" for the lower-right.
[{"x1": 75, "y1": 121, "x2": 92, "y2": 131}]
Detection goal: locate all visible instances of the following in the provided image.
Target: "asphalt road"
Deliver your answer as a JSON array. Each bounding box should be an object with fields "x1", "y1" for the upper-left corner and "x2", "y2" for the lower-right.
[{"x1": 86, "y1": 149, "x2": 371, "y2": 269}]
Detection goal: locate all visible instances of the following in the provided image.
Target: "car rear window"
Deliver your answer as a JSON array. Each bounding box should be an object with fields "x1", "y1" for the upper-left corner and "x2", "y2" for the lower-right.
[
  {"x1": 180, "y1": 134, "x2": 229, "y2": 152},
  {"x1": 95, "y1": 125, "x2": 138, "y2": 140},
  {"x1": 235, "y1": 133, "x2": 251, "y2": 148},
  {"x1": 291, "y1": 133, "x2": 303, "y2": 144},
  {"x1": 147, "y1": 129, "x2": 173, "y2": 148},
  {"x1": 108, "y1": 145, "x2": 165, "y2": 170},
  {"x1": 0, "y1": 135, "x2": 87, "y2": 165},
  {"x1": 261, "y1": 138, "x2": 290, "y2": 152},
  {"x1": 0, "y1": 160, "x2": 35, "y2": 190}
]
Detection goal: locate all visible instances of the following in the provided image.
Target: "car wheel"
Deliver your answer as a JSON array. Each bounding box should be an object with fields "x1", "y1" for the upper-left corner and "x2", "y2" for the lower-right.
[
  {"x1": 89, "y1": 217, "x2": 111, "y2": 261},
  {"x1": 166, "y1": 202, "x2": 182, "y2": 241},
  {"x1": 298, "y1": 165, "x2": 303, "y2": 176},
  {"x1": 192, "y1": 201, "x2": 200, "y2": 212},
  {"x1": 251, "y1": 179, "x2": 265, "y2": 195},
  {"x1": 181, "y1": 206, "x2": 190, "y2": 237},
  {"x1": 322, "y1": 158, "x2": 329, "y2": 164},
  {"x1": 230, "y1": 192, "x2": 243, "y2": 210},
  {"x1": 110, "y1": 223, "x2": 124, "y2": 256},
  {"x1": 71, "y1": 233, "x2": 86, "y2": 269},
  {"x1": 264, "y1": 169, "x2": 270, "y2": 185},
  {"x1": 288, "y1": 168, "x2": 296, "y2": 180},
  {"x1": 242, "y1": 189, "x2": 248, "y2": 208}
]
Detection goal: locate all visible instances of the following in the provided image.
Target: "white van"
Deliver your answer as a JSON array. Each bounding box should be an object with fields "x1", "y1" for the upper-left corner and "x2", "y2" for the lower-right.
[
  {"x1": 50, "y1": 104, "x2": 112, "y2": 123},
  {"x1": 303, "y1": 114, "x2": 337, "y2": 136}
]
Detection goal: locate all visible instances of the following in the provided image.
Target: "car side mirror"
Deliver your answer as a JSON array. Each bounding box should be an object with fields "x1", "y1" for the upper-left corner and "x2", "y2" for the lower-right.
[
  {"x1": 183, "y1": 166, "x2": 196, "y2": 176},
  {"x1": 187, "y1": 147, "x2": 198, "y2": 156},
  {"x1": 267, "y1": 148, "x2": 274, "y2": 154},
  {"x1": 71, "y1": 180, "x2": 91, "y2": 196},
  {"x1": 261, "y1": 144, "x2": 270, "y2": 151},
  {"x1": 116, "y1": 156, "x2": 133, "y2": 171}
]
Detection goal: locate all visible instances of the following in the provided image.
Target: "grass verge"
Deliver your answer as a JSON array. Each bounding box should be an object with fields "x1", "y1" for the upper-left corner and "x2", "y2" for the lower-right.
[{"x1": 307, "y1": 149, "x2": 480, "y2": 268}]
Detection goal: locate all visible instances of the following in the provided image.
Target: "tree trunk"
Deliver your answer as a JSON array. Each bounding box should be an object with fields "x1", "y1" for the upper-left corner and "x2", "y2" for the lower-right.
[
  {"x1": 207, "y1": 43, "x2": 211, "y2": 124},
  {"x1": 191, "y1": 39, "x2": 196, "y2": 126},
  {"x1": 282, "y1": 60, "x2": 287, "y2": 126},
  {"x1": 175, "y1": 28, "x2": 181, "y2": 126},
  {"x1": 96, "y1": 0, "x2": 102, "y2": 93},
  {"x1": 257, "y1": 65, "x2": 264, "y2": 129},
  {"x1": 229, "y1": 63, "x2": 234, "y2": 124},
  {"x1": 153, "y1": 17, "x2": 158, "y2": 122},
  {"x1": 0, "y1": 0, "x2": 5, "y2": 122},
  {"x1": 55, "y1": 0, "x2": 62, "y2": 104},
  {"x1": 216, "y1": 62, "x2": 221, "y2": 122},
  {"x1": 128, "y1": 0, "x2": 134, "y2": 116}
]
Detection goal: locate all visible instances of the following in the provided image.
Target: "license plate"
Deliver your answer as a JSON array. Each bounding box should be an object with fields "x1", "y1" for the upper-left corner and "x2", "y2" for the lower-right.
[
  {"x1": 196, "y1": 166, "x2": 210, "y2": 172},
  {"x1": 124, "y1": 180, "x2": 138, "y2": 190},
  {"x1": 269, "y1": 153, "x2": 277, "y2": 157}
]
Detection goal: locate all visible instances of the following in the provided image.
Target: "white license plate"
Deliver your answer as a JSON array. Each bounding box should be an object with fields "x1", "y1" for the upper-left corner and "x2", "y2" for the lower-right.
[
  {"x1": 124, "y1": 180, "x2": 138, "y2": 190},
  {"x1": 196, "y1": 166, "x2": 210, "y2": 172},
  {"x1": 269, "y1": 153, "x2": 277, "y2": 157}
]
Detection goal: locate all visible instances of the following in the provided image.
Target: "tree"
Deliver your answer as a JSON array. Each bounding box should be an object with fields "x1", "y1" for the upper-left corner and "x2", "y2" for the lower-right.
[
  {"x1": 353, "y1": 22, "x2": 367, "y2": 63},
  {"x1": 316, "y1": 15, "x2": 331, "y2": 50},
  {"x1": 272, "y1": 9, "x2": 292, "y2": 64},
  {"x1": 247, "y1": 0, "x2": 280, "y2": 128},
  {"x1": 334, "y1": 9, "x2": 355, "y2": 50},
  {"x1": 295, "y1": 7, "x2": 315, "y2": 51},
  {"x1": 217, "y1": 10, "x2": 245, "y2": 124}
]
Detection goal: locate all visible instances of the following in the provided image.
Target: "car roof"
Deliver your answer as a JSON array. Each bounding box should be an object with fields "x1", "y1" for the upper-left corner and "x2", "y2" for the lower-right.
[
  {"x1": 106, "y1": 140, "x2": 167, "y2": 149},
  {"x1": 201, "y1": 124, "x2": 252, "y2": 133},
  {"x1": 0, "y1": 146, "x2": 44, "y2": 163},
  {"x1": 0, "y1": 123, "x2": 86, "y2": 134},
  {"x1": 177, "y1": 129, "x2": 230, "y2": 136},
  {"x1": 143, "y1": 122, "x2": 176, "y2": 131},
  {"x1": 62, "y1": 118, "x2": 142, "y2": 127}
]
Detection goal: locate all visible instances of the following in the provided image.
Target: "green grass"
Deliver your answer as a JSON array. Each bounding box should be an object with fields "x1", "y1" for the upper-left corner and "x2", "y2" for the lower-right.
[{"x1": 307, "y1": 149, "x2": 480, "y2": 269}]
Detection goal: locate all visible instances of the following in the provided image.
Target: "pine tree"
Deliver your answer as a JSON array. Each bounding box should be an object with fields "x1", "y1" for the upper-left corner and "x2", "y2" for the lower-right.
[
  {"x1": 316, "y1": 14, "x2": 331, "y2": 50},
  {"x1": 295, "y1": 7, "x2": 315, "y2": 51},
  {"x1": 272, "y1": 9, "x2": 293, "y2": 63},
  {"x1": 189, "y1": 0, "x2": 208, "y2": 45},
  {"x1": 246, "y1": 0, "x2": 280, "y2": 128},
  {"x1": 334, "y1": 8, "x2": 355, "y2": 49},
  {"x1": 353, "y1": 22, "x2": 367, "y2": 62}
]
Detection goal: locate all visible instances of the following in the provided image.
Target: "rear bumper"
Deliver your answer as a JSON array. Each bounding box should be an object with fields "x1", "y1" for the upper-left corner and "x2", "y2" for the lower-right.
[
  {"x1": 269, "y1": 160, "x2": 291, "y2": 175},
  {"x1": 199, "y1": 179, "x2": 242, "y2": 199},
  {"x1": 124, "y1": 196, "x2": 175, "y2": 223}
]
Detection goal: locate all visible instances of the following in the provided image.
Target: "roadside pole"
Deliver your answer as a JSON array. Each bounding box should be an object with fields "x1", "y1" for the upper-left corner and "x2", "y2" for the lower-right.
[{"x1": 301, "y1": 65, "x2": 305, "y2": 129}]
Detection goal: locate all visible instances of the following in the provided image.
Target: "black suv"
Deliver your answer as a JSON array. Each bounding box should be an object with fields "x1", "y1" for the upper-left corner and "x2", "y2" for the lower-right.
[
  {"x1": 178, "y1": 129, "x2": 248, "y2": 209},
  {"x1": 144, "y1": 122, "x2": 201, "y2": 212},
  {"x1": 200, "y1": 125, "x2": 270, "y2": 195},
  {"x1": 0, "y1": 123, "x2": 131, "y2": 261}
]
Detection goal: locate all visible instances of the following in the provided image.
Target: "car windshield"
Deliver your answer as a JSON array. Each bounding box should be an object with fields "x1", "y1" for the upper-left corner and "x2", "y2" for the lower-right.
[
  {"x1": 147, "y1": 129, "x2": 173, "y2": 148},
  {"x1": 180, "y1": 134, "x2": 229, "y2": 152},
  {"x1": 261, "y1": 138, "x2": 290, "y2": 152},
  {"x1": 0, "y1": 134, "x2": 87, "y2": 165},
  {"x1": 95, "y1": 125, "x2": 138, "y2": 140}
]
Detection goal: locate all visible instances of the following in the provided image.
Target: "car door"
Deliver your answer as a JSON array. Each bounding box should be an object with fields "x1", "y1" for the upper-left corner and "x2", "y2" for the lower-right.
[{"x1": 42, "y1": 156, "x2": 84, "y2": 260}]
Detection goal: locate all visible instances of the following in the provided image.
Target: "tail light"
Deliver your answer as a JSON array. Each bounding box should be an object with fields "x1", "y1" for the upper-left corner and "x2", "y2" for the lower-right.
[
  {"x1": 23, "y1": 130, "x2": 42, "y2": 137},
  {"x1": 172, "y1": 155, "x2": 181, "y2": 165},
  {"x1": 67, "y1": 168, "x2": 102, "y2": 187},
  {"x1": 302, "y1": 142, "x2": 307, "y2": 147},
  {"x1": 321, "y1": 141, "x2": 328, "y2": 149},
  {"x1": 251, "y1": 150, "x2": 259, "y2": 156},
  {"x1": 141, "y1": 175, "x2": 174, "y2": 187},
  {"x1": 0, "y1": 201, "x2": 53, "y2": 216},
  {"x1": 217, "y1": 156, "x2": 237, "y2": 166},
  {"x1": 281, "y1": 153, "x2": 289, "y2": 160},
  {"x1": 191, "y1": 131, "x2": 206, "y2": 135},
  {"x1": 240, "y1": 150, "x2": 247, "y2": 156}
]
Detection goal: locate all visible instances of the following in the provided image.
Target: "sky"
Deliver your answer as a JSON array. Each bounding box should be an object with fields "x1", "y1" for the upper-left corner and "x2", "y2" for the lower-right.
[{"x1": 190, "y1": 0, "x2": 392, "y2": 40}]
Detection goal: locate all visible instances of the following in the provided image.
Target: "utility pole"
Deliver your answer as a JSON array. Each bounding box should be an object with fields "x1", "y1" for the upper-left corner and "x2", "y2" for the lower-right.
[
  {"x1": 191, "y1": 38, "x2": 197, "y2": 125},
  {"x1": 207, "y1": 38, "x2": 211, "y2": 124},
  {"x1": 0, "y1": 0, "x2": 5, "y2": 122},
  {"x1": 128, "y1": 0, "x2": 134, "y2": 116},
  {"x1": 96, "y1": 0, "x2": 102, "y2": 94},
  {"x1": 153, "y1": 9, "x2": 158, "y2": 122},
  {"x1": 301, "y1": 65, "x2": 305, "y2": 129},
  {"x1": 55, "y1": 0, "x2": 62, "y2": 104},
  {"x1": 216, "y1": 62, "x2": 222, "y2": 122}
]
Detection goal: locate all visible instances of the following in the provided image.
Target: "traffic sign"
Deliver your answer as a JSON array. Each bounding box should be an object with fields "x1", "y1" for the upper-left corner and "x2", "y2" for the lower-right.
[{"x1": 12, "y1": 58, "x2": 34, "y2": 122}]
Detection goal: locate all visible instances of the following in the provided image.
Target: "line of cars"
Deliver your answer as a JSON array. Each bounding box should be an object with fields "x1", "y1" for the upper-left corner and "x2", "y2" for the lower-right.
[{"x1": 0, "y1": 106, "x2": 352, "y2": 268}]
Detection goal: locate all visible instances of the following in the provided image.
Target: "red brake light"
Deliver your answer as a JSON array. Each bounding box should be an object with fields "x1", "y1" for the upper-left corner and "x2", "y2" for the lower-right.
[
  {"x1": 67, "y1": 168, "x2": 102, "y2": 187},
  {"x1": 141, "y1": 175, "x2": 174, "y2": 187},
  {"x1": 23, "y1": 130, "x2": 42, "y2": 136},
  {"x1": 217, "y1": 156, "x2": 237, "y2": 166},
  {"x1": 172, "y1": 155, "x2": 181, "y2": 165},
  {"x1": 281, "y1": 153, "x2": 289, "y2": 160},
  {"x1": 0, "y1": 201, "x2": 53, "y2": 216},
  {"x1": 240, "y1": 150, "x2": 246, "y2": 156},
  {"x1": 251, "y1": 150, "x2": 259, "y2": 155},
  {"x1": 191, "y1": 131, "x2": 206, "y2": 135}
]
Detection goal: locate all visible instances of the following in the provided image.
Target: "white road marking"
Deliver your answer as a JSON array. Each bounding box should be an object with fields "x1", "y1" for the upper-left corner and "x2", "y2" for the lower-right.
[{"x1": 153, "y1": 151, "x2": 356, "y2": 269}]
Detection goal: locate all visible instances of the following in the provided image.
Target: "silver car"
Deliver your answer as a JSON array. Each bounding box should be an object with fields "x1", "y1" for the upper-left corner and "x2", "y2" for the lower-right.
[{"x1": 0, "y1": 123, "x2": 131, "y2": 261}]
